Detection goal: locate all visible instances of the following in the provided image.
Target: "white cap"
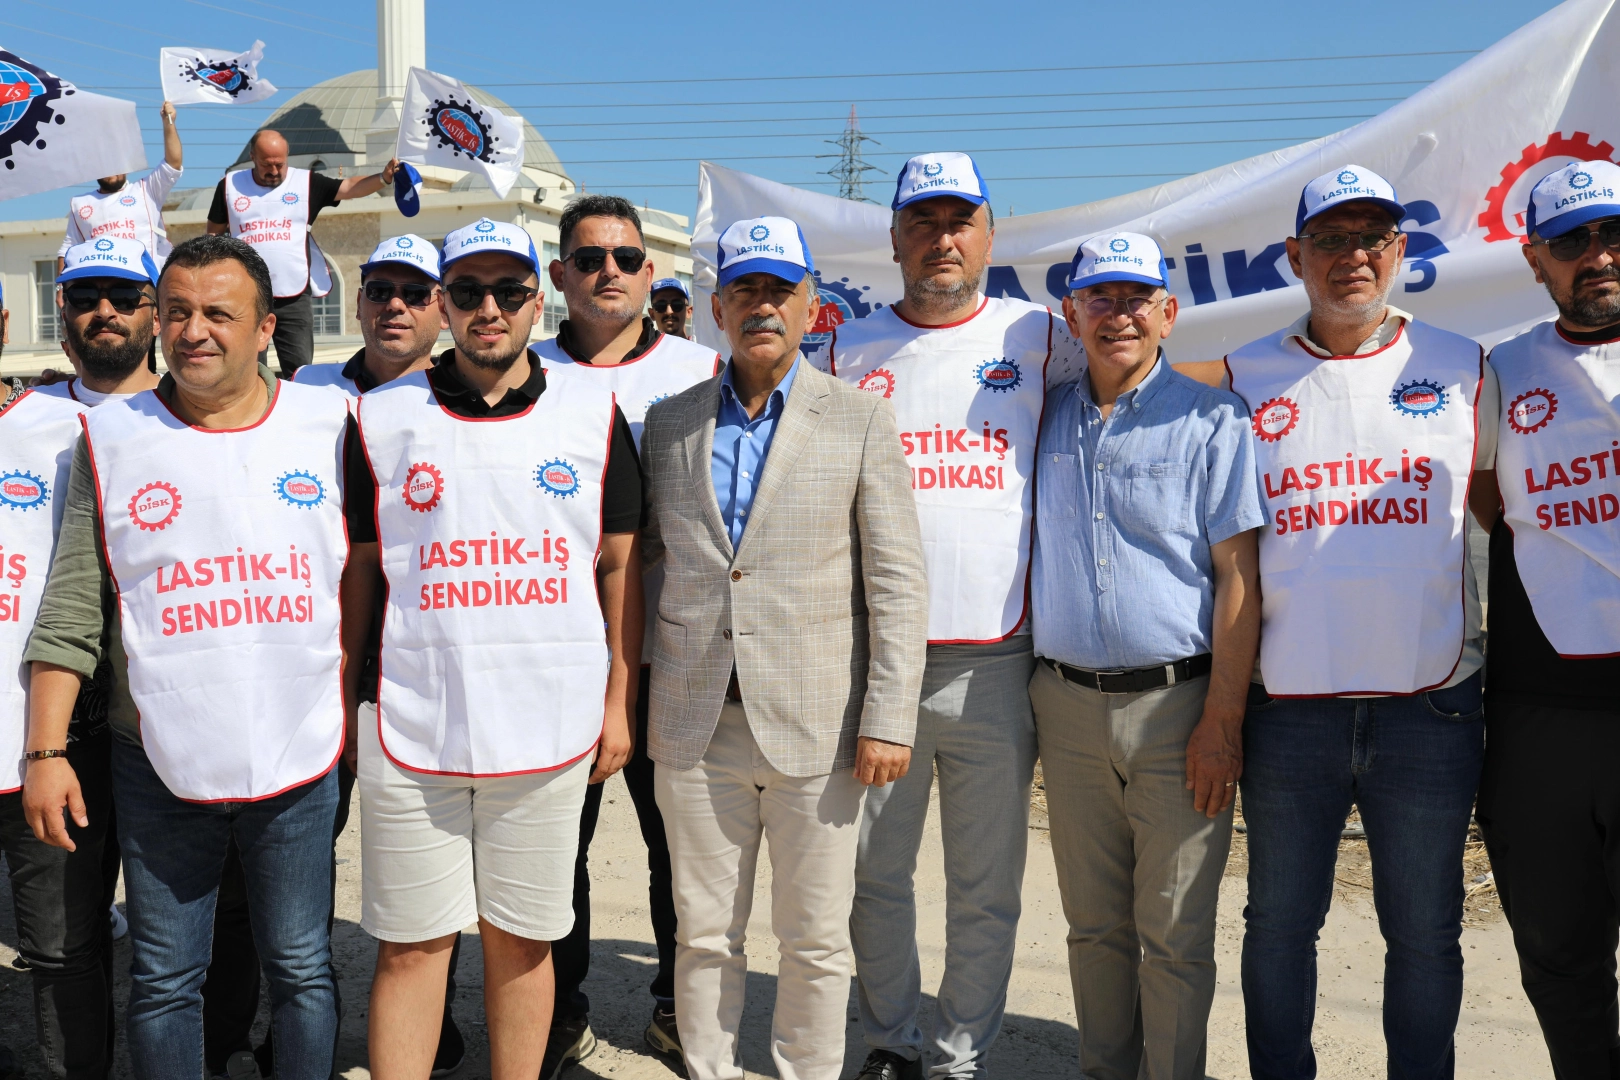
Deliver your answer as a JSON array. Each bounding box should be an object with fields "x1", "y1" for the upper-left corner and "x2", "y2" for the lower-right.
[
  {"x1": 440, "y1": 218, "x2": 539, "y2": 274},
  {"x1": 1295, "y1": 165, "x2": 1405, "y2": 234},
  {"x1": 361, "y1": 234, "x2": 441, "y2": 281},
  {"x1": 1066, "y1": 232, "x2": 1169, "y2": 291},
  {"x1": 1526, "y1": 159, "x2": 1620, "y2": 239},
  {"x1": 715, "y1": 217, "x2": 815, "y2": 287},
  {"x1": 891, "y1": 152, "x2": 989, "y2": 211},
  {"x1": 58, "y1": 238, "x2": 158, "y2": 286}
]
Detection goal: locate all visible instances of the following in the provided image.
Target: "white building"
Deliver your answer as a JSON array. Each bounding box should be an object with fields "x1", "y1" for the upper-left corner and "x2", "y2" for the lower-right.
[{"x1": 0, "y1": 0, "x2": 694, "y2": 376}]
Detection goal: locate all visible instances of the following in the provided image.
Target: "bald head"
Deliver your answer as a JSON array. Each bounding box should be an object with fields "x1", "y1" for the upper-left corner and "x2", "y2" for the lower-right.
[{"x1": 249, "y1": 129, "x2": 290, "y2": 188}]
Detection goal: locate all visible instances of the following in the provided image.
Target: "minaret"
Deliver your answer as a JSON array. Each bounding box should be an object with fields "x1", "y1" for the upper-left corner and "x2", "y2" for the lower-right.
[{"x1": 366, "y1": 0, "x2": 426, "y2": 164}]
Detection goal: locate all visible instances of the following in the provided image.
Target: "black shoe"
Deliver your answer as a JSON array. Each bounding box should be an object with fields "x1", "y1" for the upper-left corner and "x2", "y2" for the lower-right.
[
  {"x1": 431, "y1": 1010, "x2": 466, "y2": 1077},
  {"x1": 539, "y1": 1014, "x2": 597, "y2": 1080},
  {"x1": 851, "y1": 1048, "x2": 923, "y2": 1080},
  {"x1": 644, "y1": 1005, "x2": 684, "y2": 1072}
]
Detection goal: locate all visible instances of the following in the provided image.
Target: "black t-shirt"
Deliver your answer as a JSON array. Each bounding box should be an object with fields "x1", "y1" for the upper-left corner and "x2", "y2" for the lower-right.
[
  {"x1": 207, "y1": 170, "x2": 344, "y2": 226},
  {"x1": 554, "y1": 315, "x2": 662, "y2": 364}
]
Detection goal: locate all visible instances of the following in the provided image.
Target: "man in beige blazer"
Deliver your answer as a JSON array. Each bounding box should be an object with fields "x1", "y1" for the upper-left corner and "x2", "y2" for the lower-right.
[{"x1": 641, "y1": 216, "x2": 928, "y2": 1080}]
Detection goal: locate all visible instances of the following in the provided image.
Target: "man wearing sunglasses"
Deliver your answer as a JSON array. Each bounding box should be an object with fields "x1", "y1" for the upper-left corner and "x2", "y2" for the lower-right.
[
  {"x1": 349, "y1": 217, "x2": 644, "y2": 1080},
  {"x1": 650, "y1": 278, "x2": 692, "y2": 339},
  {"x1": 40, "y1": 239, "x2": 163, "y2": 408},
  {"x1": 1469, "y1": 159, "x2": 1620, "y2": 1076},
  {"x1": 1220, "y1": 166, "x2": 1490, "y2": 1080},
  {"x1": 533, "y1": 195, "x2": 720, "y2": 1077}
]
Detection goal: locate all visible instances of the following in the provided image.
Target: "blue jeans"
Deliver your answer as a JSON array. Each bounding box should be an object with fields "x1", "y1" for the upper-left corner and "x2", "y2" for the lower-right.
[
  {"x1": 1239, "y1": 672, "x2": 1483, "y2": 1080},
  {"x1": 112, "y1": 737, "x2": 339, "y2": 1080}
]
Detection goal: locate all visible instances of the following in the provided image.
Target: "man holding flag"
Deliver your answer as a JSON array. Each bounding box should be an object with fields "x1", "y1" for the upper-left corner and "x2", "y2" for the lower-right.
[{"x1": 57, "y1": 102, "x2": 183, "y2": 274}]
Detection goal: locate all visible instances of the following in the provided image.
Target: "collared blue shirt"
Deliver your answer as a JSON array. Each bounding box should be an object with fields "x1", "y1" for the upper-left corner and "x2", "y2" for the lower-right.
[
  {"x1": 712, "y1": 355, "x2": 801, "y2": 548},
  {"x1": 1031, "y1": 354, "x2": 1264, "y2": 669}
]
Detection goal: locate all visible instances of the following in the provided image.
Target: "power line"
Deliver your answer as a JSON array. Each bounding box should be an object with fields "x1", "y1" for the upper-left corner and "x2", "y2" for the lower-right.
[
  {"x1": 174, "y1": 0, "x2": 373, "y2": 46},
  {"x1": 823, "y1": 106, "x2": 885, "y2": 202},
  {"x1": 0, "y1": 19, "x2": 152, "y2": 61}
]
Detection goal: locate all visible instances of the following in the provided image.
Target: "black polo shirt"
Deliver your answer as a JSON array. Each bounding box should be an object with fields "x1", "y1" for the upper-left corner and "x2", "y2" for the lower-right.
[
  {"x1": 207, "y1": 171, "x2": 344, "y2": 226},
  {"x1": 553, "y1": 315, "x2": 662, "y2": 365}
]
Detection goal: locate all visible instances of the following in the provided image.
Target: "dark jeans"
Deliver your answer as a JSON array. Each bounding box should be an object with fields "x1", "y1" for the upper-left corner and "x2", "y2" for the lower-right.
[
  {"x1": 1477, "y1": 699, "x2": 1620, "y2": 1080},
  {"x1": 554, "y1": 668, "x2": 677, "y2": 1020},
  {"x1": 1239, "y1": 672, "x2": 1484, "y2": 1080},
  {"x1": 258, "y1": 289, "x2": 314, "y2": 378},
  {"x1": 0, "y1": 729, "x2": 120, "y2": 1080},
  {"x1": 113, "y1": 737, "x2": 339, "y2": 1080}
]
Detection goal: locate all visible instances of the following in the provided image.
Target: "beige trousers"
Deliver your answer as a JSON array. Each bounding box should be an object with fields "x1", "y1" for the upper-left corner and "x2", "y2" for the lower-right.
[
  {"x1": 654, "y1": 701, "x2": 867, "y2": 1080},
  {"x1": 1028, "y1": 662, "x2": 1233, "y2": 1080}
]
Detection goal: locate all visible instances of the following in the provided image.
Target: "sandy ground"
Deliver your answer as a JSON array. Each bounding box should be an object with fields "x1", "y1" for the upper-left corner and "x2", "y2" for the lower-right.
[{"x1": 0, "y1": 768, "x2": 1556, "y2": 1080}]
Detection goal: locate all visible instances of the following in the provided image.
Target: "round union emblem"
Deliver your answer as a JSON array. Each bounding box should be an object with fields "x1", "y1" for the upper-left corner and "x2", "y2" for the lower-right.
[
  {"x1": 1390, "y1": 379, "x2": 1447, "y2": 418},
  {"x1": 975, "y1": 358, "x2": 1022, "y2": 393},
  {"x1": 536, "y1": 459, "x2": 580, "y2": 498},
  {"x1": 857, "y1": 368, "x2": 895, "y2": 398},
  {"x1": 403, "y1": 462, "x2": 444, "y2": 512},
  {"x1": 1508, "y1": 388, "x2": 1557, "y2": 434},
  {"x1": 1253, "y1": 397, "x2": 1299, "y2": 442},
  {"x1": 274, "y1": 471, "x2": 326, "y2": 508},
  {"x1": 233, "y1": 195, "x2": 251, "y2": 212},
  {"x1": 128, "y1": 481, "x2": 181, "y2": 531},
  {"x1": 0, "y1": 470, "x2": 48, "y2": 511}
]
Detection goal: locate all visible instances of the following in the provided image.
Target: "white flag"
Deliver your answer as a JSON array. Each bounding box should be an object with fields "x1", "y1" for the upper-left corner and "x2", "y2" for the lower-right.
[
  {"x1": 396, "y1": 67, "x2": 523, "y2": 199},
  {"x1": 0, "y1": 48, "x2": 145, "y2": 202},
  {"x1": 160, "y1": 40, "x2": 278, "y2": 106}
]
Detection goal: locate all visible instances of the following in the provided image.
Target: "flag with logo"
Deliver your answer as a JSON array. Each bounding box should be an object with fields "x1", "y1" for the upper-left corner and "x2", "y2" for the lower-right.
[
  {"x1": 0, "y1": 48, "x2": 146, "y2": 202},
  {"x1": 159, "y1": 40, "x2": 278, "y2": 106},
  {"x1": 396, "y1": 67, "x2": 524, "y2": 199},
  {"x1": 694, "y1": 0, "x2": 1620, "y2": 363}
]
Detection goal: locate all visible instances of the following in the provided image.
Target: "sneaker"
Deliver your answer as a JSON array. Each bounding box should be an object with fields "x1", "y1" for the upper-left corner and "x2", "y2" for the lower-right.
[
  {"x1": 224, "y1": 1050, "x2": 260, "y2": 1080},
  {"x1": 109, "y1": 903, "x2": 128, "y2": 941},
  {"x1": 431, "y1": 1010, "x2": 466, "y2": 1078},
  {"x1": 851, "y1": 1048, "x2": 923, "y2": 1080},
  {"x1": 643, "y1": 1005, "x2": 683, "y2": 1070},
  {"x1": 538, "y1": 1014, "x2": 596, "y2": 1080}
]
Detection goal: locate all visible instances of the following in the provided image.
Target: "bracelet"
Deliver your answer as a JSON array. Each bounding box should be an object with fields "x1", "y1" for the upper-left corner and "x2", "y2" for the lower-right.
[{"x1": 24, "y1": 749, "x2": 68, "y2": 761}]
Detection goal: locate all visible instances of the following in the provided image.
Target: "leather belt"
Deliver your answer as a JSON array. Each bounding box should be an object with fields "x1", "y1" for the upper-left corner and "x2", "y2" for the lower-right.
[{"x1": 1041, "y1": 653, "x2": 1212, "y2": 695}]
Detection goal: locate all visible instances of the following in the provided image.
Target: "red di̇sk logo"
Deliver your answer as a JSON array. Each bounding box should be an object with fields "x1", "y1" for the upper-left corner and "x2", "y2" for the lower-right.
[
  {"x1": 129, "y1": 481, "x2": 181, "y2": 531},
  {"x1": 403, "y1": 462, "x2": 444, "y2": 512},
  {"x1": 77, "y1": 204, "x2": 93, "y2": 219},
  {"x1": 857, "y1": 368, "x2": 895, "y2": 398},
  {"x1": 1480, "y1": 132, "x2": 1617, "y2": 242},
  {"x1": 1252, "y1": 397, "x2": 1300, "y2": 442},
  {"x1": 1508, "y1": 388, "x2": 1558, "y2": 434},
  {"x1": 232, "y1": 195, "x2": 251, "y2": 213}
]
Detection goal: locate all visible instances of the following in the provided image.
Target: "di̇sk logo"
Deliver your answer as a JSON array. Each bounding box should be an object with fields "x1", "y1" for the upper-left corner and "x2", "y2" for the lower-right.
[
  {"x1": 857, "y1": 368, "x2": 896, "y2": 398},
  {"x1": 233, "y1": 195, "x2": 251, "y2": 213},
  {"x1": 0, "y1": 52, "x2": 66, "y2": 173},
  {"x1": 922, "y1": 161, "x2": 944, "y2": 177},
  {"x1": 749, "y1": 224, "x2": 771, "y2": 242},
  {"x1": 403, "y1": 462, "x2": 444, "y2": 512},
  {"x1": 77, "y1": 205, "x2": 93, "y2": 219},
  {"x1": 281, "y1": 192, "x2": 299, "y2": 205},
  {"x1": 975, "y1": 358, "x2": 1023, "y2": 393},
  {"x1": 0, "y1": 471, "x2": 48, "y2": 511},
  {"x1": 1571, "y1": 170, "x2": 1595, "y2": 189},
  {"x1": 274, "y1": 471, "x2": 326, "y2": 508},
  {"x1": 119, "y1": 194, "x2": 136, "y2": 206},
  {"x1": 94, "y1": 238, "x2": 114, "y2": 251},
  {"x1": 1508, "y1": 388, "x2": 1558, "y2": 434},
  {"x1": 426, "y1": 97, "x2": 500, "y2": 164},
  {"x1": 1391, "y1": 379, "x2": 1447, "y2": 418},
  {"x1": 1479, "y1": 131, "x2": 1617, "y2": 242},
  {"x1": 1253, "y1": 397, "x2": 1300, "y2": 442},
  {"x1": 1337, "y1": 169, "x2": 1359, "y2": 185},
  {"x1": 536, "y1": 459, "x2": 580, "y2": 498},
  {"x1": 129, "y1": 481, "x2": 181, "y2": 531},
  {"x1": 1109, "y1": 237, "x2": 1130, "y2": 253}
]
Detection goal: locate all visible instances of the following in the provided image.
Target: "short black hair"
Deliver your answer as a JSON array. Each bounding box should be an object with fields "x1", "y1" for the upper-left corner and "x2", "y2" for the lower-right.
[
  {"x1": 160, "y1": 235, "x2": 275, "y2": 320},
  {"x1": 558, "y1": 195, "x2": 644, "y2": 255}
]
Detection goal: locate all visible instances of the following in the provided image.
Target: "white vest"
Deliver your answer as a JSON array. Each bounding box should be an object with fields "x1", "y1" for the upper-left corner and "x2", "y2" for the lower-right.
[
  {"x1": 223, "y1": 167, "x2": 331, "y2": 299},
  {"x1": 358, "y1": 371, "x2": 616, "y2": 775},
  {"x1": 292, "y1": 360, "x2": 361, "y2": 399},
  {"x1": 830, "y1": 297, "x2": 1052, "y2": 643},
  {"x1": 1490, "y1": 321, "x2": 1620, "y2": 657},
  {"x1": 69, "y1": 187, "x2": 171, "y2": 262},
  {"x1": 1226, "y1": 320, "x2": 1482, "y2": 695},
  {"x1": 0, "y1": 391, "x2": 87, "y2": 792},
  {"x1": 83, "y1": 382, "x2": 350, "y2": 801}
]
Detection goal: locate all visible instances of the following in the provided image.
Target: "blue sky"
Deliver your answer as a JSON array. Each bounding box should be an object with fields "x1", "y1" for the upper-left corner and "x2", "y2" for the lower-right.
[{"x1": 0, "y1": 0, "x2": 1565, "y2": 224}]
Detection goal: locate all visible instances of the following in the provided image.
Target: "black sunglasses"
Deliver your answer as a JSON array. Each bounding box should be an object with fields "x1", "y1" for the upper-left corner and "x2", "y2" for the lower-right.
[
  {"x1": 363, "y1": 280, "x2": 438, "y2": 308},
  {"x1": 1296, "y1": 229, "x2": 1403, "y2": 254},
  {"x1": 564, "y1": 246, "x2": 647, "y2": 274},
  {"x1": 650, "y1": 298, "x2": 688, "y2": 314},
  {"x1": 1536, "y1": 220, "x2": 1620, "y2": 262},
  {"x1": 445, "y1": 280, "x2": 540, "y2": 313},
  {"x1": 63, "y1": 282, "x2": 151, "y2": 314}
]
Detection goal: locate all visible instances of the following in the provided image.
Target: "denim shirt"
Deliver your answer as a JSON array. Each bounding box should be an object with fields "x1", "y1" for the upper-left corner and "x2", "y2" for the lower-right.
[
  {"x1": 1031, "y1": 355, "x2": 1264, "y2": 669},
  {"x1": 711, "y1": 355, "x2": 801, "y2": 549}
]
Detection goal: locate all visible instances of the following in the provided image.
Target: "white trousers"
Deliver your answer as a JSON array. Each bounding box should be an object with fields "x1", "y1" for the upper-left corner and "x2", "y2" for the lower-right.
[{"x1": 655, "y1": 701, "x2": 867, "y2": 1080}]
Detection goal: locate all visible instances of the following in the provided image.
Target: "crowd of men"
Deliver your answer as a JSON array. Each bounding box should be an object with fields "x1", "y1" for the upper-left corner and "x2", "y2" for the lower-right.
[{"x1": 0, "y1": 123, "x2": 1616, "y2": 1080}]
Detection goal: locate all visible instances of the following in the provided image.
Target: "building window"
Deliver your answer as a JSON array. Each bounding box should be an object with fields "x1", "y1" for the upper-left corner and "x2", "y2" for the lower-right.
[
  {"x1": 34, "y1": 261, "x2": 60, "y2": 344},
  {"x1": 312, "y1": 259, "x2": 343, "y2": 336},
  {"x1": 540, "y1": 242, "x2": 567, "y2": 336}
]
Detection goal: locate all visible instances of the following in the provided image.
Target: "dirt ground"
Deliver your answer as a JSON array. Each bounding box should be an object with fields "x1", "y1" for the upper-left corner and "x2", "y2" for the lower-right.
[{"x1": 0, "y1": 768, "x2": 1554, "y2": 1080}]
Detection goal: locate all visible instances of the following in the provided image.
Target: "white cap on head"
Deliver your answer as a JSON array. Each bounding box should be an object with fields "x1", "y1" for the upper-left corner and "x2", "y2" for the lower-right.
[
  {"x1": 715, "y1": 216, "x2": 815, "y2": 287},
  {"x1": 58, "y1": 238, "x2": 159, "y2": 286},
  {"x1": 1295, "y1": 165, "x2": 1405, "y2": 234},
  {"x1": 440, "y1": 218, "x2": 539, "y2": 274},
  {"x1": 361, "y1": 234, "x2": 441, "y2": 281},
  {"x1": 1066, "y1": 232, "x2": 1169, "y2": 291},
  {"x1": 1526, "y1": 159, "x2": 1620, "y2": 239},
  {"x1": 891, "y1": 152, "x2": 989, "y2": 211}
]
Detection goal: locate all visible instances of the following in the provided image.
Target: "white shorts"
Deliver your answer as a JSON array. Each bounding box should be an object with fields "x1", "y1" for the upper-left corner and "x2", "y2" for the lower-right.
[{"x1": 358, "y1": 703, "x2": 593, "y2": 943}]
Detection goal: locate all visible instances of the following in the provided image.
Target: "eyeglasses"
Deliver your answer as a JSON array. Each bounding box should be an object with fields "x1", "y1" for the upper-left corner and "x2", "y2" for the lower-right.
[
  {"x1": 564, "y1": 246, "x2": 647, "y2": 274},
  {"x1": 1534, "y1": 220, "x2": 1620, "y2": 262},
  {"x1": 1297, "y1": 229, "x2": 1402, "y2": 254},
  {"x1": 362, "y1": 281, "x2": 438, "y2": 308},
  {"x1": 62, "y1": 282, "x2": 151, "y2": 314},
  {"x1": 650, "y1": 298, "x2": 688, "y2": 314},
  {"x1": 1077, "y1": 294, "x2": 1167, "y2": 319},
  {"x1": 445, "y1": 280, "x2": 540, "y2": 313}
]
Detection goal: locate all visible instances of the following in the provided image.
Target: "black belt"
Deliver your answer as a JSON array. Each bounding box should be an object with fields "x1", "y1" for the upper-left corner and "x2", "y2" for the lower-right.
[{"x1": 1041, "y1": 654, "x2": 1212, "y2": 695}]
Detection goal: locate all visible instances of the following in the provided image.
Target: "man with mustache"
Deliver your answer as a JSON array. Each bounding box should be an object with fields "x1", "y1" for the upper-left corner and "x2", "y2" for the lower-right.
[
  {"x1": 1470, "y1": 160, "x2": 1620, "y2": 1076},
  {"x1": 534, "y1": 195, "x2": 720, "y2": 1078},
  {"x1": 57, "y1": 101, "x2": 184, "y2": 274},
  {"x1": 1221, "y1": 166, "x2": 1492, "y2": 1080},
  {"x1": 649, "y1": 278, "x2": 692, "y2": 340},
  {"x1": 827, "y1": 152, "x2": 1081, "y2": 1080},
  {"x1": 41, "y1": 239, "x2": 164, "y2": 406}
]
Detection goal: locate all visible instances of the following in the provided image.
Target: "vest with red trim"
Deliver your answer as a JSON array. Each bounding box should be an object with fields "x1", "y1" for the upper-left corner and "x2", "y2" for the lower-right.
[
  {"x1": 69, "y1": 185, "x2": 171, "y2": 262},
  {"x1": 1226, "y1": 319, "x2": 1482, "y2": 695},
  {"x1": 829, "y1": 296, "x2": 1053, "y2": 643},
  {"x1": 0, "y1": 391, "x2": 87, "y2": 792},
  {"x1": 83, "y1": 381, "x2": 349, "y2": 801},
  {"x1": 223, "y1": 167, "x2": 331, "y2": 299},
  {"x1": 1490, "y1": 320, "x2": 1620, "y2": 657},
  {"x1": 292, "y1": 361, "x2": 361, "y2": 399},
  {"x1": 358, "y1": 370, "x2": 615, "y2": 776}
]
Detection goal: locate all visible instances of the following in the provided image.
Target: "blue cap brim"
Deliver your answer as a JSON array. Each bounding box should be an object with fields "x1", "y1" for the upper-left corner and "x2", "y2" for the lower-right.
[
  {"x1": 717, "y1": 258, "x2": 808, "y2": 288},
  {"x1": 58, "y1": 264, "x2": 156, "y2": 287},
  {"x1": 441, "y1": 245, "x2": 539, "y2": 275},
  {"x1": 360, "y1": 259, "x2": 440, "y2": 281},
  {"x1": 893, "y1": 189, "x2": 988, "y2": 211},
  {"x1": 1067, "y1": 268, "x2": 1168, "y2": 291},
  {"x1": 1299, "y1": 197, "x2": 1406, "y2": 234},
  {"x1": 1531, "y1": 201, "x2": 1620, "y2": 241}
]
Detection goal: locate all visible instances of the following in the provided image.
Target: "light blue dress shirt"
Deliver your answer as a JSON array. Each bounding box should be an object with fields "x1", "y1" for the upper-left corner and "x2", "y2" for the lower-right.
[
  {"x1": 711, "y1": 355, "x2": 801, "y2": 549},
  {"x1": 1031, "y1": 354, "x2": 1264, "y2": 670}
]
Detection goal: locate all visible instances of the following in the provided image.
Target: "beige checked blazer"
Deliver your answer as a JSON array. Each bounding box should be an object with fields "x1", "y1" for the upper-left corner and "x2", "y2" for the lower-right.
[{"x1": 640, "y1": 359, "x2": 928, "y2": 777}]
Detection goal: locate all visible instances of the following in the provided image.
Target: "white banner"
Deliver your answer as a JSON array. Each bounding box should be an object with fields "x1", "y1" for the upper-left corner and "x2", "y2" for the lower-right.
[
  {"x1": 694, "y1": 0, "x2": 1620, "y2": 365},
  {"x1": 0, "y1": 49, "x2": 146, "y2": 202},
  {"x1": 396, "y1": 67, "x2": 524, "y2": 199},
  {"x1": 160, "y1": 40, "x2": 278, "y2": 106}
]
